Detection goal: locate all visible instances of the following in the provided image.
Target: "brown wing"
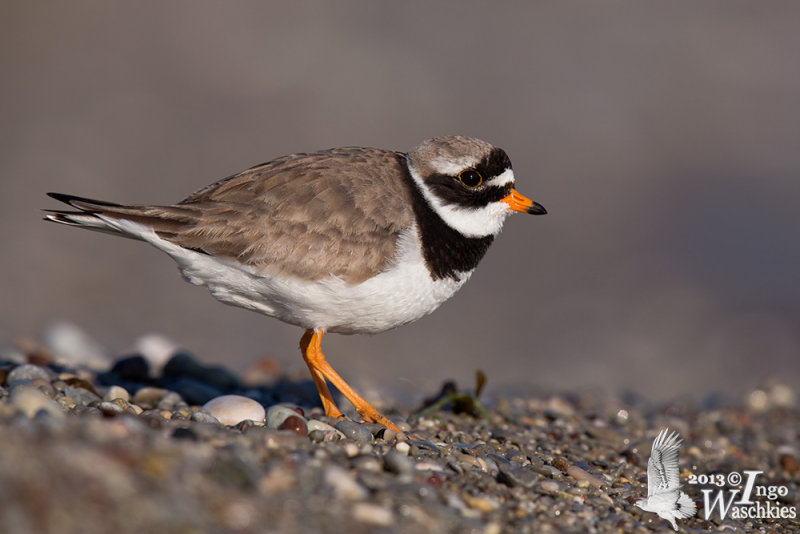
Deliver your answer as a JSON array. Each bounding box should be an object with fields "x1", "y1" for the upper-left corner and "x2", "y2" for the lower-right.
[{"x1": 153, "y1": 147, "x2": 415, "y2": 284}]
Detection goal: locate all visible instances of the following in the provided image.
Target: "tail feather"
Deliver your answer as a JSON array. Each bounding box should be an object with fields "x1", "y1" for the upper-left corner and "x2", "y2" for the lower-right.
[
  {"x1": 44, "y1": 193, "x2": 196, "y2": 239},
  {"x1": 675, "y1": 491, "x2": 697, "y2": 518},
  {"x1": 47, "y1": 192, "x2": 125, "y2": 210}
]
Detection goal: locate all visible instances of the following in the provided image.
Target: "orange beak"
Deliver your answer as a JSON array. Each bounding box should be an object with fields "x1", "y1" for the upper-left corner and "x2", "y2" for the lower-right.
[{"x1": 501, "y1": 188, "x2": 547, "y2": 215}]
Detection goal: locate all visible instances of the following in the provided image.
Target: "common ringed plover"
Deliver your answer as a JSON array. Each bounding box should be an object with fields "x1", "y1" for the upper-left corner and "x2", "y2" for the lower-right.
[{"x1": 45, "y1": 136, "x2": 546, "y2": 431}]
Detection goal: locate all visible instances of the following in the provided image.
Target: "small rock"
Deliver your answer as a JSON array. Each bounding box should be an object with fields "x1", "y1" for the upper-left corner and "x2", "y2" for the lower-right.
[
  {"x1": 102, "y1": 385, "x2": 130, "y2": 402},
  {"x1": 535, "y1": 465, "x2": 565, "y2": 480},
  {"x1": 306, "y1": 419, "x2": 345, "y2": 442},
  {"x1": 163, "y1": 352, "x2": 239, "y2": 391},
  {"x1": 133, "y1": 387, "x2": 169, "y2": 409},
  {"x1": 324, "y1": 465, "x2": 367, "y2": 500},
  {"x1": 306, "y1": 419, "x2": 340, "y2": 434},
  {"x1": 551, "y1": 457, "x2": 569, "y2": 472},
  {"x1": 132, "y1": 334, "x2": 179, "y2": 372},
  {"x1": 110, "y1": 355, "x2": 150, "y2": 382},
  {"x1": 156, "y1": 391, "x2": 185, "y2": 411},
  {"x1": 98, "y1": 401, "x2": 124, "y2": 416},
  {"x1": 352, "y1": 455, "x2": 382, "y2": 472},
  {"x1": 352, "y1": 502, "x2": 395, "y2": 527},
  {"x1": 191, "y1": 410, "x2": 220, "y2": 424},
  {"x1": 266, "y1": 404, "x2": 302, "y2": 429},
  {"x1": 308, "y1": 430, "x2": 327, "y2": 443},
  {"x1": 43, "y1": 322, "x2": 109, "y2": 368},
  {"x1": 10, "y1": 384, "x2": 65, "y2": 419},
  {"x1": 335, "y1": 420, "x2": 373, "y2": 446},
  {"x1": 203, "y1": 395, "x2": 266, "y2": 426},
  {"x1": 567, "y1": 465, "x2": 604, "y2": 488},
  {"x1": 64, "y1": 384, "x2": 101, "y2": 406},
  {"x1": 780, "y1": 453, "x2": 799, "y2": 474},
  {"x1": 539, "y1": 480, "x2": 563, "y2": 494},
  {"x1": 279, "y1": 415, "x2": 308, "y2": 437},
  {"x1": 384, "y1": 448, "x2": 414, "y2": 476},
  {"x1": 462, "y1": 493, "x2": 500, "y2": 513},
  {"x1": 169, "y1": 378, "x2": 220, "y2": 405},
  {"x1": 497, "y1": 462, "x2": 539, "y2": 489},
  {"x1": 6, "y1": 364, "x2": 55, "y2": 386},
  {"x1": 255, "y1": 429, "x2": 310, "y2": 450}
]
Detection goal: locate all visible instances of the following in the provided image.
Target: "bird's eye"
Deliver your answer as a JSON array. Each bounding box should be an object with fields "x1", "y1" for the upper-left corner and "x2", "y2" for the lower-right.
[{"x1": 457, "y1": 169, "x2": 483, "y2": 188}]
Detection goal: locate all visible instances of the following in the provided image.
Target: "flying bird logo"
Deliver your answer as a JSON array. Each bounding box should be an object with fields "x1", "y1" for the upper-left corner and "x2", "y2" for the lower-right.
[{"x1": 635, "y1": 428, "x2": 697, "y2": 531}]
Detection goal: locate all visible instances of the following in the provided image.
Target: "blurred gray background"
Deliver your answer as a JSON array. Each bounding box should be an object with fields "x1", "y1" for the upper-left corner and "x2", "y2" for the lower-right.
[{"x1": 2, "y1": 2, "x2": 798, "y2": 404}]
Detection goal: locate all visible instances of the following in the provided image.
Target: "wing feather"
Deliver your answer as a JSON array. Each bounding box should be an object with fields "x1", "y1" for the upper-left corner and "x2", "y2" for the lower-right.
[
  {"x1": 48, "y1": 148, "x2": 416, "y2": 285},
  {"x1": 647, "y1": 428, "x2": 683, "y2": 496}
]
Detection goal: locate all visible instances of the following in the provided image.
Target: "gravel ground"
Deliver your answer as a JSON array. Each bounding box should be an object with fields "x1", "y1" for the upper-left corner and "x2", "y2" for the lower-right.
[{"x1": 0, "y1": 333, "x2": 797, "y2": 534}]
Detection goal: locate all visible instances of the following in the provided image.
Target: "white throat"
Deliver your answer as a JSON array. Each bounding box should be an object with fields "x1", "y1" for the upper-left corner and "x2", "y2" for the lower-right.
[{"x1": 406, "y1": 157, "x2": 513, "y2": 238}]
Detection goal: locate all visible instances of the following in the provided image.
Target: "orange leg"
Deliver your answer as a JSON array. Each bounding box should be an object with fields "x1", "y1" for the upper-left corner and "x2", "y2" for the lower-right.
[
  {"x1": 299, "y1": 328, "x2": 401, "y2": 433},
  {"x1": 299, "y1": 329, "x2": 344, "y2": 419}
]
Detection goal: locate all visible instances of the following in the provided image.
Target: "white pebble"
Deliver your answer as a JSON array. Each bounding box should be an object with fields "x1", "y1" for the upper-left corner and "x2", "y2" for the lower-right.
[
  {"x1": 133, "y1": 334, "x2": 179, "y2": 372},
  {"x1": 202, "y1": 395, "x2": 265, "y2": 426},
  {"x1": 352, "y1": 502, "x2": 395, "y2": 527},
  {"x1": 43, "y1": 321, "x2": 108, "y2": 368},
  {"x1": 324, "y1": 465, "x2": 367, "y2": 500}
]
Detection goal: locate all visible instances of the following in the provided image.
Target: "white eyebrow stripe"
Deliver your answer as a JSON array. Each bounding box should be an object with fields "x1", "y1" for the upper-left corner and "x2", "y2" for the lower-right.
[
  {"x1": 430, "y1": 156, "x2": 481, "y2": 176},
  {"x1": 485, "y1": 168, "x2": 515, "y2": 188}
]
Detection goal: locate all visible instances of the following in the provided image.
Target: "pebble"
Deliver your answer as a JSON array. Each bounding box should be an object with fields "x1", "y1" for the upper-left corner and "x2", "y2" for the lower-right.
[
  {"x1": 352, "y1": 502, "x2": 395, "y2": 527},
  {"x1": 109, "y1": 355, "x2": 150, "y2": 382},
  {"x1": 384, "y1": 448, "x2": 414, "y2": 476},
  {"x1": 536, "y1": 465, "x2": 565, "y2": 480},
  {"x1": 64, "y1": 384, "x2": 101, "y2": 406},
  {"x1": 497, "y1": 462, "x2": 539, "y2": 489},
  {"x1": 306, "y1": 419, "x2": 344, "y2": 442},
  {"x1": 266, "y1": 404, "x2": 301, "y2": 429},
  {"x1": 191, "y1": 410, "x2": 220, "y2": 424},
  {"x1": 551, "y1": 457, "x2": 569, "y2": 472},
  {"x1": 780, "y1": 452, "x2": 799, "y2": 474},
  {"x1": 162, "y1": 352, "x2": 239, "y2": 391},
  {"x1": 335, "y1": 420, "x2": 373, "y2": 446},
  {"x1": 324, "y1": 465, "x2": 368, "y2": 500},
  {"x1": 98, "y1": 401, "x2": 125, "y2": 416},
  {"x1": 566, "y1": 465, "x2": 604, "y2": 488},
  {"x1": 156, "y1": 391, "x2": 185, "y2": 411},
  {"x1": 169, "y1": 378, "x2": 220, "y2": 406},
  {"x1": 133, "y1": 387, "x2": 169, "y2": 409},
  {"x1": 10, "y1": 384, "x2": 65, "y2": 419},
  {"x1": 132, "y1": 334, "x2": 179, "y2": 372},
  {"x1": 278, "y1": 415, "x2": 308, "y2": 436},
  {"x1": 539, "y1": 480, "x2": 564, "y2": 494},
  {"x1": 43, "y1": 321, "x2": 109, "y2": 368},
  {"x1": 2, "y1": 328, "x2": 795, "y2": 534},
  {"x1": 103, "y1": 385, "x2": 130, "y2": 402},
  {"x1": 203, "y1": 395, "x2": 266, "y2": 426},
  {"x1": 6, "y1": 364, "x2": 55, "y2": 385}
]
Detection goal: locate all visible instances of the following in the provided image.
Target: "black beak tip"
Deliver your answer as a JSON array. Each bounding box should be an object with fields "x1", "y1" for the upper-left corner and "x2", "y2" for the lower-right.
[{"x1": 527, "y1": 202, "x2": 547, "y2": 215}]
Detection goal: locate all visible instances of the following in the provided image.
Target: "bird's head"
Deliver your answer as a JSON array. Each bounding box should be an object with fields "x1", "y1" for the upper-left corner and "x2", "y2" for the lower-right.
[{"x1": 406, "y1": 136, "x2": 546, "y2": 239}]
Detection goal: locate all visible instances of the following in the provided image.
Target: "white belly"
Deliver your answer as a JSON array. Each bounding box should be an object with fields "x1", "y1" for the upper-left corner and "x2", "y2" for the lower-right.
[{"x1": 130, "y1": 222, "x2": 470, "y2": 334}]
